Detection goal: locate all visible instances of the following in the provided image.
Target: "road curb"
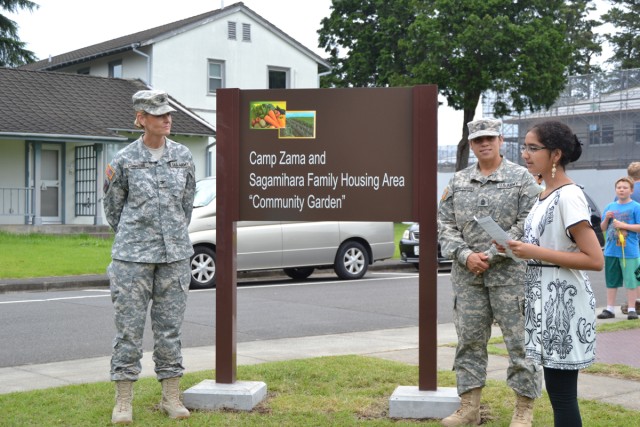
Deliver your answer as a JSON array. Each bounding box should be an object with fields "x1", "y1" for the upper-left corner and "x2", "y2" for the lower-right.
[
  {"x1": 0, "y1": 275, "x2": 110, "y2": 294},
  {"x1": 0, "y1": 260, "x2": 418, "y2": 294}
]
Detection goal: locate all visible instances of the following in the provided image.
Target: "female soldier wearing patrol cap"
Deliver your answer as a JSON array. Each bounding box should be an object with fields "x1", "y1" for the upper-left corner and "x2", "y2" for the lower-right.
[
  {"x1": 103, "y1": 89, "x2": 196, "y2": 424},
  {"x1": 438, "y1": 118, "x2": 542, "y2": 427}
]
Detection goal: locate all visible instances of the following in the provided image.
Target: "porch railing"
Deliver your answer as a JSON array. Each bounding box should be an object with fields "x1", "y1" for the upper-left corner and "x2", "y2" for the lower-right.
[{"x1": 1, "y1": 187, "x2": 35, "y2": 221}]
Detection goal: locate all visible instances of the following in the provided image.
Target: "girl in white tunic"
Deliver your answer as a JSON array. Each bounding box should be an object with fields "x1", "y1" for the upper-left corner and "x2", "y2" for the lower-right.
[
  {"x1": 504, "y1": 121, "x2": 604, "y2": 427},
  {"x1": 523, "y1": 185, "x2": 597, "y2": 370}
]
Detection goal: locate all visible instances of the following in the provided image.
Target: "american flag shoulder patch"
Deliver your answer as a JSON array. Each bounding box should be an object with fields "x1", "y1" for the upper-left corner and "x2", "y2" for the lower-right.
[
  {"x1": 105, "y1": 164, "x2": 115, "y2": 180},
  {"x1": 440, "y1": 188, "x2": 449, "y2": 202}
]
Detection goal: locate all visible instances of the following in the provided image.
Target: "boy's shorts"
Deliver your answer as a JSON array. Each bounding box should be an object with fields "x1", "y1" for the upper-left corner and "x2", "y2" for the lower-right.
[{"x1": 605, "y1": 256, "x2": 640, "y2": 289}]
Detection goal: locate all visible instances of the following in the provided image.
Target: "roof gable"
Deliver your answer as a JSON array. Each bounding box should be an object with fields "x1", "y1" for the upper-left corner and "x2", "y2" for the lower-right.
[
  {"x1": 0, "y1": 68, "x2": 214, "y2": 139},
  {"x1": 19, "y1": 2, "x2": 329, "y2": 72}
]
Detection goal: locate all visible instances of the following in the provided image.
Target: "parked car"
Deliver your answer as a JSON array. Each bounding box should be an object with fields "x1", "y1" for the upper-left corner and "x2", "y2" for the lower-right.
[
  {"x1": 398, "y1": 223, "x2": 451, "y2": 270},
  {"x1": 188, "y1": 177, "x2": 396, "y2": 288},
  {"x1": 399, "y1": 189, "x2": 604, "y2": 269}
]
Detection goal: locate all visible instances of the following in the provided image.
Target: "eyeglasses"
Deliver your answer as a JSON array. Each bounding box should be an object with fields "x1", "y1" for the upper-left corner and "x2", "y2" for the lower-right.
[{"x1": 520, "y1": 145, "x2": 548, "y2": 154}]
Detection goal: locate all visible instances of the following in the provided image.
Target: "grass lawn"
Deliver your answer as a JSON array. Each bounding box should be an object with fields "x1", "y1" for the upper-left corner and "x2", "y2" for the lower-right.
[
  {"x1": 1, "y1": 355, "x2": 638, "y2": 426},
  {"x1": 0, "y1": 231, "x2": 113, "y2": 279},
  {"x1": 0, "y1": 223, "x2": 409, "y2": 279}
]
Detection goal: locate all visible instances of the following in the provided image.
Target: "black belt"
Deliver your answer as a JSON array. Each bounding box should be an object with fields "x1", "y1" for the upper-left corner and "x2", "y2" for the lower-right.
[{"x1": 527, "y1": 263, "x2": 560, "y2": 268}]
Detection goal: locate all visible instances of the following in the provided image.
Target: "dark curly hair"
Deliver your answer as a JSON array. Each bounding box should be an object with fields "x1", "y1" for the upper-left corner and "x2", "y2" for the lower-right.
[{"x1": 528, "y1": 121, "x2": 582, "y2": 167}]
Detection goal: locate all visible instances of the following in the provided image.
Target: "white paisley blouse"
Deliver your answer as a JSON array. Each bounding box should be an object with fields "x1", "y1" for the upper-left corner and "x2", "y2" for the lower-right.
[{"x1": 523, "y1": 184, "x2": 597, "y2": 370}]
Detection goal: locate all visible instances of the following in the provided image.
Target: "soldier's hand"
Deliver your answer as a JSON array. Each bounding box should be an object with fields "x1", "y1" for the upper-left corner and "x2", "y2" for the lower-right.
[{"x1": 467, "y1": 252, "x2": 489, "y2": 275}]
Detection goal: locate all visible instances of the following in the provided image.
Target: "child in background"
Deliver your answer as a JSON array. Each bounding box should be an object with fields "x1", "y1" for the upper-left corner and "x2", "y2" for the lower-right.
[
  {"x1": 621, "y1": 162, "x2": 640, "y2": 314},
  {"x1": 599, "y1": 176, "x2": 640, "y2": 320}
]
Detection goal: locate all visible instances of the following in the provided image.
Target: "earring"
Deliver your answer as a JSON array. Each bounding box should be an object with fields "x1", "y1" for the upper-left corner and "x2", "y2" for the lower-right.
[{"x1": 551, "y1": 163, "x2": 556, "y2": 179}]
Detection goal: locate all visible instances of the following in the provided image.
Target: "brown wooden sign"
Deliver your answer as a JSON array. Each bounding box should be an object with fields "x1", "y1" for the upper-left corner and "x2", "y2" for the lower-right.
[
  {"x1": 238, "y1": 88, "x2": 414, "y2": 221},
  {"x1": 216, "y1": 86, "x2": 439, "y2": 391}
]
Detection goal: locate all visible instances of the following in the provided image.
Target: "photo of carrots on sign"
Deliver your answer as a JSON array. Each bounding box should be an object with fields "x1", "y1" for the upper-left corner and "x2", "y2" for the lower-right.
[
  {"x1": 249, "y1": 101, "x2": 286, "y2": 130},
  {"x1": 278, "y1": 111, "x2": 316, "y2": 139}
]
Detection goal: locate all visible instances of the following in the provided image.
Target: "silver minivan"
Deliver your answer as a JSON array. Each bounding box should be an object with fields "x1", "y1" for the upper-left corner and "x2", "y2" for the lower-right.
[{"x1": 188, "y1": 177, "x2": 396, "y2": 288}]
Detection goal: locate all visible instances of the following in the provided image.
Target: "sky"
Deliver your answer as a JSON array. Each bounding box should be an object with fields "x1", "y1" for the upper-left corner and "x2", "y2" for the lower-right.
[
  {"x1": 9, "y1": 0, "x2": 331, "y2": 60},
  {"x1": 7, "y1": 0, "x2": 613, "y2": 146}
]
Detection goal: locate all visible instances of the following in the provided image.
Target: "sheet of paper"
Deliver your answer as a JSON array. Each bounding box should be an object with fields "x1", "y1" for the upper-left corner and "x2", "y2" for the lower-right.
[{"x1": 474, "y1": 215, "x2": 521, "y2": 260}]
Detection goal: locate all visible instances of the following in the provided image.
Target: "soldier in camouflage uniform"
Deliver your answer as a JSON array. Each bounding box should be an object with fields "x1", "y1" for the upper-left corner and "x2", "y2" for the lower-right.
[
  {"x1": 103, "y1": 90, "x2": 196, "y2": 424},
  {"x1": 437, "y1": 118, "x2": 542, "y2": 427}
]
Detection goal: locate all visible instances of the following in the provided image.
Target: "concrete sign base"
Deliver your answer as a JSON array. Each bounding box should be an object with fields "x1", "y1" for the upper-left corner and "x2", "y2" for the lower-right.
[
  {"x1": 388, "y1": 386, "x2": 459, "y2": 419},
  {"x1": 183, "y1": 380, "x2": 267, "y2": 411}
]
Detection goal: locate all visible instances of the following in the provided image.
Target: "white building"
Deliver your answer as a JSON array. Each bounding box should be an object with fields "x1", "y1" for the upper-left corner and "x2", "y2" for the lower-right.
[
  {"x1": 21, "y1": 2, "x2": 330, "y2": 176},
  {"x1": 5, "y1": 2, "x2": 329, "y2": 226}
]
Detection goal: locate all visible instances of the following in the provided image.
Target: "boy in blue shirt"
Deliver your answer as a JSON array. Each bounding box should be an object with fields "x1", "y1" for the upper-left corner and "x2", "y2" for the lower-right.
[
  {"x1": 599, "y1": 176, "x2": 640, "y2": 320},
  {"x1": 621, "y1": 162, "x2": 640, "y2": 313}
]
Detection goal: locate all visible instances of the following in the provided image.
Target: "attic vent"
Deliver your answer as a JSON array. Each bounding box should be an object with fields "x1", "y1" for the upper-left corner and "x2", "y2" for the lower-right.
[
  {"x1": 242, "y1": 23, "x2": 251, "y2": 42},
  {"x1": 228, "y1": 21, "x2": 236, "y2": 40}
]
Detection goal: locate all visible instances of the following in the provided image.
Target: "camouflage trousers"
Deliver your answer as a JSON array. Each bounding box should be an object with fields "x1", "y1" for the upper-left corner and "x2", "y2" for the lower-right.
[
  {"x1": 108, "y1": 258, "x2": 190, "y2": 381},
  {"x1": 451, "y1": 281, "x2": 542, "y2": 398}
]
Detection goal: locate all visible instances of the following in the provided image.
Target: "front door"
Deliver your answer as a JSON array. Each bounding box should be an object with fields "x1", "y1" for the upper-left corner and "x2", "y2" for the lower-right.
[{"x1": 40, "y1": 145, "x2": 62, "y2": 224}]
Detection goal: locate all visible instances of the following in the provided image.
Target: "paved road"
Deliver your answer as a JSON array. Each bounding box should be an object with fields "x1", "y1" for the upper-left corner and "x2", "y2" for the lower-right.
[
  {"x1": 1, "y1": 270, "x2": 440, "y2": 367},
  {"x1": 0, "y1": 267, "x2": 619, "y2": 369}
]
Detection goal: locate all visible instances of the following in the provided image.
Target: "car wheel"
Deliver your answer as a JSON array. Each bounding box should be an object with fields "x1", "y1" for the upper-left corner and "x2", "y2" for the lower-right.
[
  {"x1": 334, "y1": 241, "x2": 369, "y2": 280},
  {"x1": 413, "y1": 263, "x2": 419, "y2": 270},
  {"x1": 190, "y1": 246, "x2": 216, "y2": 288},
  {"x1": 283, "y1": 267, "x2": 315, "y2": 280}
]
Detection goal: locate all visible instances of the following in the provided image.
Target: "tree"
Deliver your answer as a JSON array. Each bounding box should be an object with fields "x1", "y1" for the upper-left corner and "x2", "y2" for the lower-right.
[
  {"x1": 318, "y1": 0, "x2": 415, "y2": 88},
  {"x1": 318, "y1": 0, "x2": 601, "y2": 170},
  {"x1": 565, "y1": 0, "x2": 603, "y2": 76},
  {"x1": 601, "y1": 0, "x2": 640, "y2": 69},
  {"x1": 0, "y1": 0, "x2": 38, "y2": 67}
]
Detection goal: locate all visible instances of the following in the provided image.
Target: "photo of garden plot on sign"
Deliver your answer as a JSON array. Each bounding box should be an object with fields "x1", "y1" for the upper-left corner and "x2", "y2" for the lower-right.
[
  {"x1": 250, "y1": 101, "x2": 286, "y2": 130},
  {"x1": 279, "y1": 111, "x2": 316, "y2": 139}
]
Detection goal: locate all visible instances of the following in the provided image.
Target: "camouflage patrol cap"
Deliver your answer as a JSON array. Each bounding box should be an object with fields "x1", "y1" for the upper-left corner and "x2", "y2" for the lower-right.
[
  {"x1": 467, "y1": 118, "x2": 502, "y2": 140},
  {"x1": 132, "y1": 90, "x2": 176, "y2": 115}
]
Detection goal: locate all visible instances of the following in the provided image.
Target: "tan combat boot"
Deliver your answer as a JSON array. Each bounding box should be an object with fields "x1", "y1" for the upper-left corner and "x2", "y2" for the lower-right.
[
  {"x1": 111, "y1": 380, "x2": 133, "y2": 424},
  {"x1": 160, "y1": 377, "x2": 190, "y2": 419},
  {"x1": 510, "y1": 393, "x2": 535, "y2": 427},
  {"x1": 441, "y1": 387, "x2": 482, "y2": 426}
]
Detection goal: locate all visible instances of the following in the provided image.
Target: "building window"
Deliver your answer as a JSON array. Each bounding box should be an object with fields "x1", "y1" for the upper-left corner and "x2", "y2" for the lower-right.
[
  {"x1": 108, "y1": 60, "x2": 122, "y2": 78},
  {"x1": 242, "y1": 23, "x2": 251, "y2": 42},
  {"x1": 208, "y1": 60, "x2": 224, "y2": 94},
  {"x1": 588, "y1": 123, "x2": 614, "y2": 145},
  {"x1": 268, "y1": 67, "x2": 289, "y2": 89},
  {"x1": 75, "y1": 145, "x2": 97, "y2": 216},
  {"x1": 228, "y1": 21, "x2": 236, "y2": 40},
  {"x1": 635, "y1": 123, "x2": 640, "y2": 143},
  {"x1": 602, "y1": 124, "x2": 614, "y2": 145},
  {"x1": 588, "y1": 124, "x2": 600, "y2": 145},
  {"x1": 77, "y1": 67, "x2": 90, "y2": 75}
]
